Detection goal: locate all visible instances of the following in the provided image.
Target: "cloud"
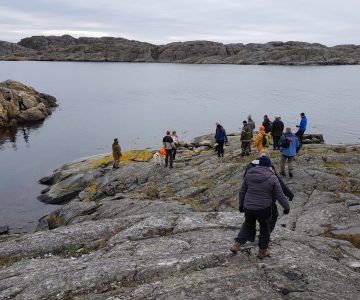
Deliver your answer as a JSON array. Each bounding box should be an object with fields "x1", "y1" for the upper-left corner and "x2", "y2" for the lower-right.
[{"x1": 0, "y1": 0, "x2": 359, "y2": 45}]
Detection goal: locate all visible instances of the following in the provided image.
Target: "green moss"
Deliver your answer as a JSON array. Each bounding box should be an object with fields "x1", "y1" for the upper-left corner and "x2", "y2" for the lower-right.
[
  {"x1": 47, "y1": 213, "x2": 63, "y2": 228},
  {"x1": 143, "y1": 183, "x2": 159, "y2": 199},
  {"x1": 165, "y1": 186, "x2": 175, "y2": 198},
  {"x1": 323, "y1": 160, "x2": 343, "y2": 169},
  {"x1": 0, "y1": 256, "x2": 21, "y2": 267}
]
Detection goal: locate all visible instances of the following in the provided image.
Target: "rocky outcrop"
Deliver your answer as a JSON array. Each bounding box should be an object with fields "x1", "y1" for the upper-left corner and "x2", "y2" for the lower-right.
[
  {"x1": 1, "y1": 35, "x2": 360, "y2": 64},
  {"x1": 0, "y1": 132, "x2": 359, "y2": 299},
  {"x1": 0, "y1": 80, "x2": 57, "y2": 128}
]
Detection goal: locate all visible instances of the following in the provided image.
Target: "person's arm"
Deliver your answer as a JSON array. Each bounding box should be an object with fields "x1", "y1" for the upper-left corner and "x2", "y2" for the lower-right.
[
  {"x1": 224, "y1": 129, "x2": 228, "y2": 143},
  {"x1": 276, "y1": 175, "x2": 294, "y2": 200}
]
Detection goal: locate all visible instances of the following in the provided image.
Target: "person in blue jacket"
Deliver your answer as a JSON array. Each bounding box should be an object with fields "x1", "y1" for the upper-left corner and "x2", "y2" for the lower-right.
[
  {"x1": 215, "y1": 122, "x2": 228, "y2": 158},
  {"x1": 278, "y1": 128, "x2": 300, "y2": 178},
  {"x1": 295, "y1": 112, "x2": 307, "y2": 148}
]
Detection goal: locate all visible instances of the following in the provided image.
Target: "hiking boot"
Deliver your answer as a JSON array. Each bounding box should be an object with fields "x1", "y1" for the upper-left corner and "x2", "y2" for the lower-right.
[
  {"x1": 289, "y1": 172, "x2": 293, "y2": 178},
  {"x1": 280, "y1": 171, "x2": 285, "y2": 177},
  {"x1": 257, "y1": 249, "x2": 270, "y2": 259},
  {"x1": 230, "y1": 241, "x2": 241, "y2": 253}
]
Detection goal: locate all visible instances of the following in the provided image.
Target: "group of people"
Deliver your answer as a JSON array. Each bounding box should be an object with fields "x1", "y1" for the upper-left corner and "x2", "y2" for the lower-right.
[
  {"x1": 162, "y1": 130, "x2": 179, "y2": 168},
  {"x1": 230, "y1": 112, "x2": 308, "y2": 258},
  {"x1": 112, "y1": 113, "x2": 309, "y2": 259}
]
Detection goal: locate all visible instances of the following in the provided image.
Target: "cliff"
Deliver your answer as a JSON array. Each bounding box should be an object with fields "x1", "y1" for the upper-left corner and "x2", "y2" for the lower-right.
[
  {"x1": 0, "y1": 133, "x2": 359, "y2": 299},
  {"x1": 0, "y1": 35, "x2": 360, "y2": 65}
]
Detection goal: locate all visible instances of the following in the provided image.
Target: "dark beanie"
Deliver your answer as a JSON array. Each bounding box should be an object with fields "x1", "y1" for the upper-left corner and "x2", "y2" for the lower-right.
[{"x1": 259, "y1": 156, "x2": 272, "y2": 167}]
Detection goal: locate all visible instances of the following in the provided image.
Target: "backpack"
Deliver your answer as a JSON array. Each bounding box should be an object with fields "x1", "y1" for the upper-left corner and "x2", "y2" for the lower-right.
[
  {"x1": 281, "y1": 136, "x2": 292, "y2": 149},
  {"x1": 262, "y1": 133, "x2": 270, "y2": 147}
]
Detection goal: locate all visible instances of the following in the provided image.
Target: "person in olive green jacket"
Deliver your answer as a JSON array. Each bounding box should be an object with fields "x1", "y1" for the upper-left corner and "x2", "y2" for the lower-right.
[
  {"x1": 112, "y1": 138, "x2": 122, "y2": 168},
  {"x1": 240, "y1": 120, "x2": 252, "y2": 156}
]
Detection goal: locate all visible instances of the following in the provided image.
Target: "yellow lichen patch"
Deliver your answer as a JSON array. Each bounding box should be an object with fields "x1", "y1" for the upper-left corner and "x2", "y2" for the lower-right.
[
  {"x1": 93, "y1": 155, "x2": 113, "y2": 167},
  {"x1": 86, "y1": 181, "x2": 99, "y2": 193},
  {"x1": 120, "y1": 150, "x2": 153, "y2": 162},
  {"x1": 47, "y1": 214, "x2": 63, "y2": 228}
]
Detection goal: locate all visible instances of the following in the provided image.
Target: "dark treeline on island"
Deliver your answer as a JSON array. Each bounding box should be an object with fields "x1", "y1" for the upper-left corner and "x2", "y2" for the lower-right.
[{"x1": 1, "y1": 35, "x2": 360, "y2": 65}]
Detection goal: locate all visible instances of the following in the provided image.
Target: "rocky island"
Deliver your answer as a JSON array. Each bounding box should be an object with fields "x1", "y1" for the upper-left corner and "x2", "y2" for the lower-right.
[
  {"x1": 0, "y1": 133, "x2": 359, "y2": 299},
  {"x1": 0, "y1": 80, "x2": 57, "y2": 128},
  {"x1": 1, "y1": 35, "x2": 360, "y2": 65}
]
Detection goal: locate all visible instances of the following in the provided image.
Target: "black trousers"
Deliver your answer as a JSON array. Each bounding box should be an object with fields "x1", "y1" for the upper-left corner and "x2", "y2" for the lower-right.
[
  {"x1": 273, "y1": 135, "x2": 281, "y2": 150},
  {"x1": 270, "y1": 203, "x2": 279, "y2": 233},
  {"x1": 295, "y1": 130, "x2": 305, "y2": 148},
  {"x1": 173, "y1": 148, "x2": 177, "y2": 160},
  {"x1": 216, "y1": 140, "x2": 224, "y2": 157},
  {"x1": 165, "y1": 149, "x2": 174, "y2": 168},
  {"x1": 235, "y1": 206, "x2": 272, "y2": 250}
]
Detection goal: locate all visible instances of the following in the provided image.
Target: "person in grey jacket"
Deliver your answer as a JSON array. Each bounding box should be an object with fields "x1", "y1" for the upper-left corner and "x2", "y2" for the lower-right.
[{"x1": 230, "y1": 155, "x2": 290, "y2": 259}]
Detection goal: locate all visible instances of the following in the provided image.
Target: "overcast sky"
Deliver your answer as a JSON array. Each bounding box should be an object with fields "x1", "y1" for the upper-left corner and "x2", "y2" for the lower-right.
[{"x1": 0, "y1": 0, "x2": 359, "y2": 46}]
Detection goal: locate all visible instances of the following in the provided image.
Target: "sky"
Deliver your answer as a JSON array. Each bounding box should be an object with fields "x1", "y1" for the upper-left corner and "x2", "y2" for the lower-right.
[{"x1": 0, "y1": 0, "x2": 359, "y2": 46}]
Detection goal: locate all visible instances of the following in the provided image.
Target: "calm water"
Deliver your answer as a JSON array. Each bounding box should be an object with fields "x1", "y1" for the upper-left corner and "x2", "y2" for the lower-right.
[{"x1": 1, "y1": 62, "x2": 360, "y2": 232}]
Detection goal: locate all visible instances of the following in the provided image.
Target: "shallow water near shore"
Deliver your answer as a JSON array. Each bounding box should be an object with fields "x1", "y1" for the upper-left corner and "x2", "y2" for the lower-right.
[{"x1": 1, "y1": 61, "x2": 360, "y2": 232}]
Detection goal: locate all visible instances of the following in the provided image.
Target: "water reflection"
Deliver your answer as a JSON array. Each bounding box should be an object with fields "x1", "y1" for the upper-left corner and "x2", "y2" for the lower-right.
[{"x1": 0, "y1": 122, "x2": 43, "y2": 150}]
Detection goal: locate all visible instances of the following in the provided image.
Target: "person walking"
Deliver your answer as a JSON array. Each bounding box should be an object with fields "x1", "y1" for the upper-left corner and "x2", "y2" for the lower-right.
[
  {"x1": 271, "y1": 116, "x2": 284, "y2": 150},
  {"x1": 240, "y1": 120, "x2": 252, "y2": 156},
  {"x1": 244, "y1": 150, "x2": 294, "y2": 233},
  {"x1": 262, "y1": 115, "x2": 272, "y2": 134},
  {"x1": 112, "y1": 138, "x2": 122, "y2": 169},
  {"x1": 278, "y1": 127, "x2": 300, "y2": 178},
  {"x1": 295, "y1": 112, "x2": 307, "y2": 148},
  {"x1": 231, "y1": 155, "x2": 290, "y2": 258},
  {"x1": 215, "y1": 122, "x2": 228, "y2": 158},
  {"x1": 171, "y1": 130, "x2": 179, "y2": 160},
  {"x1": 163, "y1": 130, "x2": 175, "y2": 168},
  {"x1": 255, "y1": 125, "x2": 269, "y2": 152}
]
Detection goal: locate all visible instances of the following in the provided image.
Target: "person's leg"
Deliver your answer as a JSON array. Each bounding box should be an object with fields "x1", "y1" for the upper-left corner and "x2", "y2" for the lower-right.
[
  {"x1": 241, "y1": 142, "x2": 246, "y2": 156},
  {"x1": 216, "y1": 142, "x2": 221, "y2": 157},
  {"x1": 235, "y1": 209, "x2": 257, "y2": 244},
  {"x1": 288, "y1": 156, "x2": 294, "y2": 177},
  {"x1": 218, "y1": 141, "x2": 224, "y2": 157},
  {"x1": 220, "y1": 141, "x2": 225, "y2": 157},
  {"x1": 173, "y1": 148, "x2": 177, "y2": 160},
  {"x1": 280, "y1": 155, "x2": 286, "y2": 174},
  {"x1": 273, "y1": 136, "x2": 279, "y2": 150},
  {"x1": 269, "y1": 203, "x2": 279, "y2": 233},
  {"x1": 256, "y1": 207, "x2": 272, "y2": 250},
  {"x1": 296, "y1": 130, "x2": 304, "y2": 148},
  {"x1": 165, "y1": 150, "x2": 169, "y2": 167},
  {"x1": 169, "y1": 150, "x2": 174, "y2": 168}
]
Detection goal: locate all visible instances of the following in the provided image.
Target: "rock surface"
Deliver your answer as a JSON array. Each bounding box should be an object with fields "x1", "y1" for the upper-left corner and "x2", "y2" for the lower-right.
[
  {"x1": 0, "y1": 80, "x2": 57, "y2": 128},
  {"x1": 0, "y1": 35, "x2": 360, "y2": 65},
  {"x1": 1, "y1": 134, "x2": 360, "y2": 299}
]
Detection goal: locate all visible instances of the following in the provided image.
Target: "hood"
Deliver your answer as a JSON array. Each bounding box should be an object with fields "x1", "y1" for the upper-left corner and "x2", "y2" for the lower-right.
[{"x1": 245, "y1": 166, "x2": 273, "y2": 184}]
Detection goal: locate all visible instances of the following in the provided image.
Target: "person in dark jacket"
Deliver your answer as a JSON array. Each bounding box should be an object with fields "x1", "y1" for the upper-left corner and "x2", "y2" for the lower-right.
[
  {"x1": 162, "y1": 130, "x2": 175, "y2": 168},
  {"x1": 231, "y1": 155, "x2": 290, "y2": 259},
  {"x1": 295, "y1": 112, "x2": 307, "y2": 149},
  {"x1": 271, "y1": 116, "x2": 284, "y2": 150},
  {"x1": 262, "y1": 115, "x2": 272, "y2": 134},
  {"x1": 244, "y1": 150, "x2": 294, "y2": 233},
  {"x1": 240, "y1": 120, "x2": 252, "y2": 156},
  {"x1": 215, "y1": 123, "x2": 228, "y2": 158}
]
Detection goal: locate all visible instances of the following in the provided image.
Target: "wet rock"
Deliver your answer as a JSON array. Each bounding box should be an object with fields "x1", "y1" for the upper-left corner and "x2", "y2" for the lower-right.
[{"x1": 0, "y1": 225, "x2": 9, "y2": 235}]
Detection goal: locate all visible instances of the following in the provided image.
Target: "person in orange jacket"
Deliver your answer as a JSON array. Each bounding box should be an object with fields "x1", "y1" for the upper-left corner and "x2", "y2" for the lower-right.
[{"x1": 255, "y1": 125, "x2": 266, "y2": 152}]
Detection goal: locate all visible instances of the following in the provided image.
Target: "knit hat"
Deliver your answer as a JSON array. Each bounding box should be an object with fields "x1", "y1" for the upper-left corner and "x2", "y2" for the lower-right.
[
  {"x1": 259, "y1": 149, "x2": 270, "y2": 158},
  {"x1": 259, "y1": 125, "x2": 265, "y2": 131},
  {"x1": 259, "y1": 156, "x2": 272, "y2": 167},
  {"x1": 166, "y1": 130, "x2": 171, "y2": 135}
]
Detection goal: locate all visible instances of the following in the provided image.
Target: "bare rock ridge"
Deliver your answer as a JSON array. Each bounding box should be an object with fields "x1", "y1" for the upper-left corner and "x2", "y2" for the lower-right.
[
  {"x1": 0, "y1": 35, "x2": 360, "y2": 64},
  {"x1": 0, "y1": 80, "x2": 57, "y2": 128},
  {"x1": 1, "y1": 133, "x2": 360, "y2": 299}
]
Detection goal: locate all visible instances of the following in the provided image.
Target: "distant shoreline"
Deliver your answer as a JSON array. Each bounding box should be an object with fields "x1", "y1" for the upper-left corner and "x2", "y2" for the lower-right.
[{"x1": 1, "y1": 35, "x2": 359, "y2": 65}]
